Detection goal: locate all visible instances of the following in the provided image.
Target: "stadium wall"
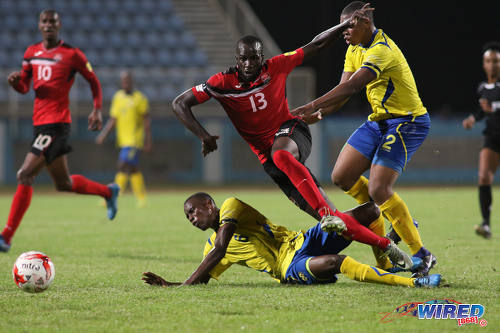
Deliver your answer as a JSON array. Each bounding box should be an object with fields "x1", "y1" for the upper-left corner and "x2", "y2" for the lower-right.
[{"x1": 1, "y1": 115, "x2": 493, "y2": 186}]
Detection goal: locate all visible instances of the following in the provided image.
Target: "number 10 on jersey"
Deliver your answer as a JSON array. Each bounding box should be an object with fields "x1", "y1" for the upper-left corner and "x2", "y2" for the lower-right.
[{"x1": 249, "y1": 93, "x2": 267, "y2": 112}]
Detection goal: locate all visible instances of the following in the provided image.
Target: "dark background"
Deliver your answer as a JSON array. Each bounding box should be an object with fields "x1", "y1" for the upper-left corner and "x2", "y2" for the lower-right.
[{"x1": 249, "y1": 1, "x2": 500, "y2": 116}]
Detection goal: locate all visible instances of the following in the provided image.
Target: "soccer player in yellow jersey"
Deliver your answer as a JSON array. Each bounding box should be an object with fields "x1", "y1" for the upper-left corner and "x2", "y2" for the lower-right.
[
  {"x1": 142, "y1": 192, "x2": 441, "y2": 288},
  {"x1": 96, "y1": 70, "x2": 152, "y2": 207},
  {"x1": 291, "y1": 1, "x2": 435, "y2": 277}
]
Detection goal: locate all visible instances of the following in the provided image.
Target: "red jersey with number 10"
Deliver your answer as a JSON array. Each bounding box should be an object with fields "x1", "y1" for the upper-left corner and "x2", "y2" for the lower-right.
[
  {"x1": 14, "y1": 40, "x2": 102, "y2": 126},
  {"x1": 191, "y1": 48, "x2": 304, "y2": 163}
]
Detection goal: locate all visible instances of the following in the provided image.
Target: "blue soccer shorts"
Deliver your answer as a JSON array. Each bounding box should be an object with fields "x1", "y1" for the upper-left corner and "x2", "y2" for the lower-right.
[
  {"x1": 284, "y1": 223, "x2": 351, "y2": 285},
  {"x1": 346, "y1": 113, "x2": 430, "y2": 174},
  {"x1": 118, "y1": 147, "x2": 140, "y2": 166}
]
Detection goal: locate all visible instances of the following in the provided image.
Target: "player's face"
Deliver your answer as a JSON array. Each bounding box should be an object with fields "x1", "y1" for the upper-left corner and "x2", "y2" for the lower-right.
[
  {"x1": 38, "y1": 12, "x2": 61, "y2": 40},
  {"x1": 235, "y1": 42, "x2": 264, "y2": 83},
  {"x1": 483, "y1": 50, "x2": 500, "y2": 79},
  {"x1": 184, "y1": 199, "x2": 216, "y2": 231},
  {"x1": 121, "y1": 74, "x2": 133, "y2": 93},
  {"x1": 340, "y1": 13, "x2": 365, "y2": 46}
]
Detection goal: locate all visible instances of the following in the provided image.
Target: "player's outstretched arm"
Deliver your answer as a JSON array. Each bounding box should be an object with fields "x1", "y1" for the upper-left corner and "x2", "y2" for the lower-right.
[
  {"x1": 182, "y1": 222, "x2": 236, "y2": 286},
  {"x1": 301, "y1": 3, "x2": 374, "y2": 62},
  {"x1": 142, "y1": 272, "x2": 183, "y2": 287},
  {"x1": 95, "y1": 117, "x2": 116, "y2": 144},
  {"x1": 172, "y1": 89, "x2": 220, "y2": 157}
]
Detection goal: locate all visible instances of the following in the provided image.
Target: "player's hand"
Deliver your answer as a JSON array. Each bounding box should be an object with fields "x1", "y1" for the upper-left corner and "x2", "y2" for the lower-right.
[
  {"x1": 88, "y1": 108, "x2": 103, "y2": 131},
  {"x1": 300, "y1": 110, "x2": 323, "y2": 125},
  {"x1": 290, "y1": 103, "x2": 316, "y2": 118},
  {"x1": 349, "y1": 3, "x2": 374, "y2": 26},
  {"x1": 201, "y1": 135, "x2": 219, "y2": 157},
  {"x1": 7, "y1": 72, "x2": 21, "y2": 88},
  {"x1": 479, "y1": 98, "x2": 493, "y2": 113},
  {"x1": 142, "y1": 272, "x2": 174, "y2": 287},
  {"x1": 462, "y1": 115, "x2": 475, "y2": 129},
  {"x1": 143, "y1": 139, "x2": 153, "y2": 153},
  {"x1": 95, "y1": 134, "x2": 105, "y2": 145}
]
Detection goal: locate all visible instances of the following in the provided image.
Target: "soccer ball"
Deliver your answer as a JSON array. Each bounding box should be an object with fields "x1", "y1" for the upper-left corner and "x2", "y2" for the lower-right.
[{"x1": 12, "y1": 251, "x2": 55, "y2": 293}]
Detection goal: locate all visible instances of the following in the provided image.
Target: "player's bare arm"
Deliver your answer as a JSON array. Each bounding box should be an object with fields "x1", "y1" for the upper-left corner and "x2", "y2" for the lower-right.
[
  {"x1": 301, "y1": 3, "x2": 374, "y2": 62},
  {"x1": 142, "y1": 222, "x2": 236, "y2": 287},
  {"x1": 293, "y1": 68, "x2": 375, "y2": 120},
  {"x1": 172, "y1": 89, "x2": 220, "y2": 157},
  {"x1": 95, "y1": 117, "x2": 116, "y2": 144}
]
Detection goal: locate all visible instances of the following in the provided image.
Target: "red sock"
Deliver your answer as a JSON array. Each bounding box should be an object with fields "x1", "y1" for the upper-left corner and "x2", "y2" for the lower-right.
[
  {"x1": 333, "y1": 210, "x2": 390, "y2": 249},
  {"x1": 2, "y1": 184, "x2": 33, "y2": 244},
  {"x1": 272, "y1": 150, "x2": 331, "y2": 216},
  {"x1": 70, "y1": 175, "x2": 111, "y2": 199}
]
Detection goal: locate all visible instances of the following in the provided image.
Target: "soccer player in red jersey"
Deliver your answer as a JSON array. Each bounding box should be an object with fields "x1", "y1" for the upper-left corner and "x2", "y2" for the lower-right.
[
  {"x1": 171, "y1": 5, "x2": 413, "y2": 269},
  {"x1": 0, "y1": 10, "x2": 119, "y2": 252}
]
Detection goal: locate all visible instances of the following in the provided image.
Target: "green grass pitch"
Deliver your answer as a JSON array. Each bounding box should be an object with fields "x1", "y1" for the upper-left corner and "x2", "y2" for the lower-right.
[{"x1": 0, "y1": 186, "x2": 498, "y2": 332}]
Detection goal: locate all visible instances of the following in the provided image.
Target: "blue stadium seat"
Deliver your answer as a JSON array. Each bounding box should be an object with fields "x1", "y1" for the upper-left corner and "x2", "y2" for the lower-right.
[
  {"x1": 137, "y1": 49, "x2": 155, "y2": 66},
  {"x1": 101, "y1": 49, "x2": 118, "y2": 67},
  {"x1": 108, "y1": 32, "x2": 125, "y2": 48},
  {"x1": 114, "y1": 15, "x2": 131, "y2": 31},
  {"x1": 168, "y1": 16, "x2": 185, "y2": 32},
  {"x1": 156, "y1": 49, "x2": 173, "y2": 67},
  {"x1": 144, "y1": 32, "x2": 161, "y2": 48},
  {"x1": 179, "y1": 32, "x2": 197, "y2": 50},
  {"x1": 191, "y1": 50, "x2": 208, "y2": 67},
  {"x1": 172, "y1": 50, "x2": 191, "y2": 67}
]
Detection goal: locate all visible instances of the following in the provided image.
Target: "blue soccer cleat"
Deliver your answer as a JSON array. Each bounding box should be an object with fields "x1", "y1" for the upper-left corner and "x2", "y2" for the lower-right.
[
  {"x1": 414, "y1": 274, "x2": 441, "y2": 288},
  {"x1": 106, "y1": 183, "x2": 120, "y2": 220},
  {"x1": 387, "y1": 256, "x2": 423, "y2": 273},
  {"x1": 411, "y1": 247, "x2": 437, "y2": 278},
  {"x1": 0, "y1": 234, "x2": 11, "y2": 252}
]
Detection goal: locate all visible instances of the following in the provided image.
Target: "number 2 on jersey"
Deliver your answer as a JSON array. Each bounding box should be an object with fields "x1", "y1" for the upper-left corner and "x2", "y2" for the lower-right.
[{"x1": 249, "y1": 93, "x2": 267, "y2": 112}]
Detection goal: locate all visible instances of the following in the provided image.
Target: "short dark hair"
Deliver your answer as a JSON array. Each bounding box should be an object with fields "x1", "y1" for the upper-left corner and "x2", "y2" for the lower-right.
[
  {"x1": 482, "y1": 41, "x2": 500, "y2": 54},
  {"x1": 40, "y1": 9, "x2": 60, "y2": 18},
  {"x1": 236, "y1": 35, "x2": 263, "y2": 54},
  {"x1": 341, "y1": 1, "x2": 373, "y2": 22},
  {"x1": 184, "y1": 192, "x2": 215, "y2": 206}
]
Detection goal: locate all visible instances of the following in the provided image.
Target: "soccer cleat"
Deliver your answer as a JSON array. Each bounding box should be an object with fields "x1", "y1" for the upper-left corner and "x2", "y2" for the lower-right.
[
  {"x1": 387, "y1": 256, "x2": 423, "y2": 273},
  {"x1": 0, "y1": 234, "x2": 11, "y2": 252},
  {"x1": 320, "y1": 214, "x2": 346, "y2": 234},
  {"x1": 411, "y1": 247, "x2": 437, "y2": 278},
  {"x1": 386, "y1": 219, "x2": 419, "y2": 245},
  {"x1": 383, "y1": 240, "x2": 413, "y2": 270},
  {"x1": 106, "y1": 183, "x2": 120, "y2": 220},
  {"x1": 475, "y1": 224, "x2": 492, "y2": 239},
  {"x1": 414, "y1": 274, "x2": 441, "y2": 288}
]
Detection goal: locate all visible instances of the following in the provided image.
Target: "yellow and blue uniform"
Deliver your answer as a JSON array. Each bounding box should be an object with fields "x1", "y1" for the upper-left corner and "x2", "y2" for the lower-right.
[
  {"x1": 202, "y1": 198, "x2": 351, "y2": 284},
  {"x1": 344, "y1": 29, "x2": 430, "y2": 173},
  {"x1": 110, "y1": 89, "x2": 149, "y2": 166}
]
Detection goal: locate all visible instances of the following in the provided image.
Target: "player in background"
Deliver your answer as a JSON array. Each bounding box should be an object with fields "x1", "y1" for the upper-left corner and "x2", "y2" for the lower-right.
[
  {"x1": 291, "y1": 1, "x2": 435, "y2": 276},
  {"x1": 171, "y1": 5, "x2": 416, "y2": 270},
  {"x1": 463, "y1": 41, "x2": 500, "y2": 239},
  {"x1": 96, "y1": 70, "x2": 152, "y2": 207},
  {"x1": 0, "y1": 10, "x2": 119, "y2": 253},
  {"x1": 142, "y1": 192, "x2": 441, "y2": 288}
]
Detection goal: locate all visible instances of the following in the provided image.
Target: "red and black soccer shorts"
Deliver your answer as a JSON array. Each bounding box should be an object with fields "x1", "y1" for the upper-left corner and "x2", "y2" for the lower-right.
[
  {"x1": 262, "y1": 118, "x2": 323, "y2": 212},
  {"x1": 30, "y1": 123, "x2": 72, "y2": 164}
]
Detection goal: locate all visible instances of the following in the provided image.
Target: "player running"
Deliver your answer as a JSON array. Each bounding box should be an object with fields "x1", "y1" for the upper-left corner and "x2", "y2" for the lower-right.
[
  {"x1": 171, "y1": 5, "x2": 414, "y2": 269},
  {"x1": 292, "y1": 1, "x2": 436, "y2": 276},
  {"x1": 142, "y1": 192, "x2": 441, "y2": 288},
  {"x1": 463, "y1": 41, "x2": 500, "y2": 239},
  {"x1": 96, "y1": 70, "x2": 152, "y2": 207},
  {"x1": 0, "y1": 10, "x2": 119, "y2": 253}
]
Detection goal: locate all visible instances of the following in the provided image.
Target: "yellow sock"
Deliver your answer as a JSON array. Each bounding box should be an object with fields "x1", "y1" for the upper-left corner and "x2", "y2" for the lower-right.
[
  {"x1": 114, "y1": 172, "x2": 129, "y2": 193},
  {"x1": 347, "y1": 176, "x2": 392, "y2": 269},
  {"x1": 369, "y1": 218, "x2": 392, "y2": 270},
  {"x1": 380, "y1": 193, "x2": 423, "y2": 255},
  {"x1": 340, "y1": 256, "x2": 415, "y2": 287},
  {"x1": 130, "y1": 171, "x2": 146, "y2": 205},
  {"x1": 345, "y1": 176, "x2": 371, "y2": 204}
]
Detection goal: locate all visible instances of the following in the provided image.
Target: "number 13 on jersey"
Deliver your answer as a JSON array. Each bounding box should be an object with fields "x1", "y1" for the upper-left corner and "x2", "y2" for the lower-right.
[{"x1": 249, "y1": 93, "x2": 267, "y2": 112}]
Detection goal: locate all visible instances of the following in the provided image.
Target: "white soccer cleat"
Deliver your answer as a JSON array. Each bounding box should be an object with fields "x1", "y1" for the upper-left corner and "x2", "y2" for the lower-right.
[
  {"x1": 320, "y1": 215, "x2": 346, "y2": 234},
  {"x1": 384, "y1": 240, "x2": 413, "y2": 270}
]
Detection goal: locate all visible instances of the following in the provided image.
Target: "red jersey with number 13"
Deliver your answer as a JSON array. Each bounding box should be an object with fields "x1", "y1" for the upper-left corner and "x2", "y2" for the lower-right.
[
  {"x1": 191, "y1": 48, "x2": 304, "y2": 163},
  {"x1": 14, "y1": 40, "x2": 102, "y2": 126}
]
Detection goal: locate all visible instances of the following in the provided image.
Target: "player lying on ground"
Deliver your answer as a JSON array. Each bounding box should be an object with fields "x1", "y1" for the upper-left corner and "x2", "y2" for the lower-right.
[{"x1": 142, "y1": 192, "x2": 441, "y2": 288}]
